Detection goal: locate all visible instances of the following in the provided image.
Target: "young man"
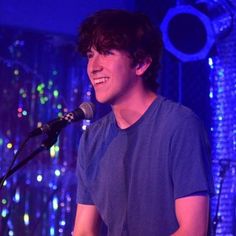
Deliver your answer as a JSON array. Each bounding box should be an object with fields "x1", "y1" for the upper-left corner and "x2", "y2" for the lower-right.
[{"x1": 73, "y1": 9, "x2": 214, "y2": 236}]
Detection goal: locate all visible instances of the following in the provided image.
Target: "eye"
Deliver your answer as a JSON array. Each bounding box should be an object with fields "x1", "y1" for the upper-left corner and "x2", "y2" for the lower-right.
[
  {"x1": 103, "y1": 50, "x2": 114, "y2": 56},
  {"x1": 86, "y1": 51, "x2": 93, "y2": 59}
]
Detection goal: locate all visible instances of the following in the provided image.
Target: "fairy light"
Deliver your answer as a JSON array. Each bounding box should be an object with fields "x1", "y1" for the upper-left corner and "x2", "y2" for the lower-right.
[
  {"x1": 52, "y1": 197, "x2": 58, "y2": 210},
  {"x1": 37, "y1": 121, "x2": 43, "y2": 128},
  {"x1": 6, "y1": 130, "x2": 11, "y2": 136},
  {"x1": 23, "y1": 213, "x2": 29, "y2": 226},
  {"x1": 2, "y1": 198, "x2": 7, "y2": 205},
  {"x1": 40, "y1": 96, "x2": 49, "y2": 104},
  {"x1": 52, "y1": 69, "x2": 58, "y2": 76},
  {"x1": 86, "y1": 90, "x2": 91, "y2": 96},
  {"x1": 9, "y1": 230, "x2": 14, "y2": 236},
  {"x1": 48, "y1": 80, "x2": 53, "y2": 88},
  {"x1": 1, "y1": 208, "x2": 8, "y2": 217},
  {"x1": 37, "y1": 174, "x2": 43, "y2": 182},
  {"x1": 17, "y1": 113, "x2": 22, "y2": 118},
  {"x1": 54, "y1": 169, "x2": 60, "y2": 177},
  {"x1": 37, "y1": 83, "x2": 45, "y2": 93},
  {"x1": 13, "y1": 69, "x2": 19, "y2": 76},
  {"x1": 19, "y1": 88, "x2": 24, "y2": 94},
  {"x1": 59, "y1": 220, "x2": 66, "y2": 226},
  {"x1": 82, "y1": 124, "x2": 87, "y2": 130},
  {"x1": 57, "y1": 104, "x2": 62, "y2": 109},
  {"x1": 53, "y1": 90, "x2": 59, "y2": 98},
  {"x1": 209, "y1": 42, "x2": 236, "y2": 234},
  {"x1": 50, "y1": 145, "x2": 60, "y2": 158},
  {"x1": 22, "y1": 110, "x2": 27, "y2": 116},
  {"x1": 50, "y1": 147, "x2": 56, "y2": 158},
  {"x1": 7, "y1": 143, "x2": 13, "y2": 149},
  {"x1": 17, "y1": 107, "x2": 23, "y2": 113},
  {"x1": 0, "y1": 30, "x2": 92, "y2": 236},
  {"x1": 22, "y1": 93, "x2": 27, "y2": 98},
  {"x1": 50, "y1": 227, "x2": 55, "y2": 236},
  {"x1": 55, "y1": 146, "x2": 60, "y2": 152},
  {"x1": 14, "y1": 188, "x2": 20, "y2": 203},
  {"x1": 82, "y1": 119, "x2": 92, "y2": 131}
]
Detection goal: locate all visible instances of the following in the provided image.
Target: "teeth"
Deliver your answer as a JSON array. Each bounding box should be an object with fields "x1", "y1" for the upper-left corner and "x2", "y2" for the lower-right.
[{"x1": 94, "y1": 77, "x2": 108, "y2": 85}]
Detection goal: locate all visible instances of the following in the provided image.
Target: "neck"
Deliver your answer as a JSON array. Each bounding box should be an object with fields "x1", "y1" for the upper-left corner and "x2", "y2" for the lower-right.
[{"x1": 111, "y1": 90, "x2": 157, "y2": 129}]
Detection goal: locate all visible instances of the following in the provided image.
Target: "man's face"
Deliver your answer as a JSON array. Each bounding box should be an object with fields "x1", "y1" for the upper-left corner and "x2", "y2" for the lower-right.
[{"x1": 87, "y1": 48, "x2": 140, "y2": 105}]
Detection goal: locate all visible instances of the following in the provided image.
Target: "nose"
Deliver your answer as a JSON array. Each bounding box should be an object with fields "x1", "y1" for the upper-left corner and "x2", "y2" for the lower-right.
[{"x1": 89, "y1": 54, "x2": 103, "y2": 75}]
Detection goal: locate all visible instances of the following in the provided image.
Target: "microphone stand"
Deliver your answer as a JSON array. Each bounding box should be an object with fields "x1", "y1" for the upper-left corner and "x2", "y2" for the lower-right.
[
  {"x1": 0, "y1": 132, "x2": 59, "y2": 184},
  {"x1": 212, "y1": 158, "x2": 236, "y2": 235},
  {"x1": 0, "y1": 101, "x2": 95, "y2": 186}
]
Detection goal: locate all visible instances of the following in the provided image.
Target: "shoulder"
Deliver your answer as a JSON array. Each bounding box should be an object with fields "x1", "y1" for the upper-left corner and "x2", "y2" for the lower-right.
[
  {"x1": 157, "y1": 96, "x2": 202, "y2": 130},
  {"x1": 78, "y1": 112, "x2": 114, "y2": 167},
  {"x1": 157, "y1": 98, "x2": 210, "y2": 155},
  {"x1": 79, "y1": 111, "x2": 114, "y2": 153},
  {"x1": 159, "y1": 96, "x2": 197, "y2": 119},
  {"x1": 83, "y1": 112, "x2": 114, "y2": 139}
]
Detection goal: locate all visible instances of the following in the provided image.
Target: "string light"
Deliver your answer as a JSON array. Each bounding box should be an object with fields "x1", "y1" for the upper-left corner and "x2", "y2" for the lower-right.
[
  {"x1": 1, "y1": 198, "x2": 7, "y2": 205},
  {"x1": 52, "y1": 197, "x2": 59, "y2": 210},
  {"x1": 55, "y1": 169, "x2": 61, "y2": 177},
  {"x1": 13, "y1": 69, "x2": 19, "y2": 76},
  {"x1": 37, "y1": 174, "x2": 43, "y2": 182},
  {"x1": 1, "y1": 208, "x2": 8, "y2": 217},
  {"x1": 23, "y1": 213, "x2": 30, "y2": 226},
  {"x1": 50, "y1": 227, "x2": 55, "y2": 236},
  {"x1": 7, "y1": 142, "x2": 13, "y2": 149},
  {"x1": 9, "y1": 230, "x2": 14, "y2": 236},
  {"x1": 59, "y1": 220, "x2": 66, "y2": 226},
  {"x1": 209, "y1": 43, "x2": 236, "y2": 234},
  {"x1": 14, "y1": 188, "x2": 20, "y2": 203},
  {"x1": 53, "y1": 90, "x2": 59, "y2": 98},
  {"x1": 57, "y1": 104, "x2": 62, "y2": 109},
  {"x1": 0, "y1": 27, "x2": 92, "y2": 236},
  {"x1": 50, "y1": 144, "x2": 60, "y2": 158},
  {"x1": 52, "y1": 69, "x2": 58, "y2": 76}
]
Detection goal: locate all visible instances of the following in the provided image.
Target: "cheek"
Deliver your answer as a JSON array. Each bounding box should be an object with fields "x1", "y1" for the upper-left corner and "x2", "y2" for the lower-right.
[
  {"x1": 87, "y1": 61, "x2": 91, "y2": 74},
  {"x1": 87, "y1": 63, "x2": 92, "y2": 80}
]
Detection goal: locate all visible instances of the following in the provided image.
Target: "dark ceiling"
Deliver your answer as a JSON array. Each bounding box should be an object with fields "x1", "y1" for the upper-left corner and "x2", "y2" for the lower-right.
[{"x1": 0, "y1": 0, "x2": 180, "y2": 35}]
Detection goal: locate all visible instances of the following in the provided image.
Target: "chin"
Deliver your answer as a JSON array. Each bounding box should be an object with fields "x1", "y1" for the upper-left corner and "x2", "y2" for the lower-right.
[
  {"x1": 95, "y1": 94, "x2": 115, "y2": 105},
  {"x1": 95, "y1": 95, "x2": 110, "y2": 104}
]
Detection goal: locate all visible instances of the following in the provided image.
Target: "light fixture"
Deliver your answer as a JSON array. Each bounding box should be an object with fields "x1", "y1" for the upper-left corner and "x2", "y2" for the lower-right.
[{"x1": 161, "y1": 0, "x2": 233, "y2": 62}]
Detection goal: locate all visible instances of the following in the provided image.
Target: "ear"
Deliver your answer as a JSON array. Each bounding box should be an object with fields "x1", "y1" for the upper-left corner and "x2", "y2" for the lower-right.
[{"x1": 135, "y1": 57, "x2": 152, "y2": 77}]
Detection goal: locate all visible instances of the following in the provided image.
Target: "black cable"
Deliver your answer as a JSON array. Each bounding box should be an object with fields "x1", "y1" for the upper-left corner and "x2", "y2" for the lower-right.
[
  {"x1": 0, "y1": 135, "x2": 31, "y2": 190},
  {"x1": 212, "y1": 160, "x2": 230, "y2": 235}
]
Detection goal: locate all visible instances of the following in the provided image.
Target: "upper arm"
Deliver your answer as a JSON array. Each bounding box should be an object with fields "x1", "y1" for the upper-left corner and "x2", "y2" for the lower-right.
[
  {"x1": 73, "y1": 203, "x2": 101, "y2": 236},
  {"x1": 172, "y1": 195, "x2": 209, "y2": 236}
]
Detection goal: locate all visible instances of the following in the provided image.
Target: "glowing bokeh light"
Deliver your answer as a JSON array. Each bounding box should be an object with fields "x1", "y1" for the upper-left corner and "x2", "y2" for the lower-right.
[
  {"x1": 37, "y1": 175, "x2": 43, "y2": 182},
  {"x1": 55, "y1": 169, "x2": 60, "y2": 177},
  {"x1": 7, "y1": 143, "x2": 13, "y2": 149},
  {"x1": 1, "y1": 208, "x2": 8, "y2": 217},
  {"x1": 23, "y1": 213, "x2": 29, "y2": 226}
]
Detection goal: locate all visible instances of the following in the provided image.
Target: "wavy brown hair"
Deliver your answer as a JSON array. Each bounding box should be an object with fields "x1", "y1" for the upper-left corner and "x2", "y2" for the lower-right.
[{"x1": 77, "y1": 9, "x2": 163, "y2": 92}]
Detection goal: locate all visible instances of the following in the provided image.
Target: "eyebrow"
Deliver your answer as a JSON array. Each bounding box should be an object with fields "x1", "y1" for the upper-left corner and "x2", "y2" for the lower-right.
[{"x1": 86, "y1": 49, "x2": 92, "y2": 53}]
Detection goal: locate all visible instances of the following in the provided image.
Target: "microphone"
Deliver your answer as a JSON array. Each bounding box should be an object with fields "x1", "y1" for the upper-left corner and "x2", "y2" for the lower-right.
[{"x1": 29, "y1": 102, "x2": 95, "y2": 137}]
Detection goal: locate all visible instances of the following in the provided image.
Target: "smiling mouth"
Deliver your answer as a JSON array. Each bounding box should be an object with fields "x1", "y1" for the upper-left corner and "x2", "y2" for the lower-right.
[{"x1": 94, "y1": 77, "x2": 109, "y2": 85}]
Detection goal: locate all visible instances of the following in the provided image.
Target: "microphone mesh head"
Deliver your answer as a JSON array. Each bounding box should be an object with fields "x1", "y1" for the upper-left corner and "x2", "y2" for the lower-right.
[{"x1": 79, "y1": 102, "x2": 95, "y2": 120}]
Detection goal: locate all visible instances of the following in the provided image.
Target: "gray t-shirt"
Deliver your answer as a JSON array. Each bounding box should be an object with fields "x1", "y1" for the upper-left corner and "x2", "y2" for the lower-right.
[{"x1": 76, "y1": 96, "x2": 214, "y2": 235}]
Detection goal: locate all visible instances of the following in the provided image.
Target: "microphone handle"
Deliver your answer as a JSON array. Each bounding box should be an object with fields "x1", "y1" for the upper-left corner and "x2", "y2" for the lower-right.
[{"x1": 29, "y1": 118, "x2": 66, "y2": 137}]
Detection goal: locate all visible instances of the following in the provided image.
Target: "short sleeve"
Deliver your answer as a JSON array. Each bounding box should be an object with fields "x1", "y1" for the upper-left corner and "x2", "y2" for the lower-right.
[
  {"x1": 76, "y1": 131, "x2": 94, "y2": 204},
  {"x1": 170, "y1": 114, "x2": 215, "y2": 199}
]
